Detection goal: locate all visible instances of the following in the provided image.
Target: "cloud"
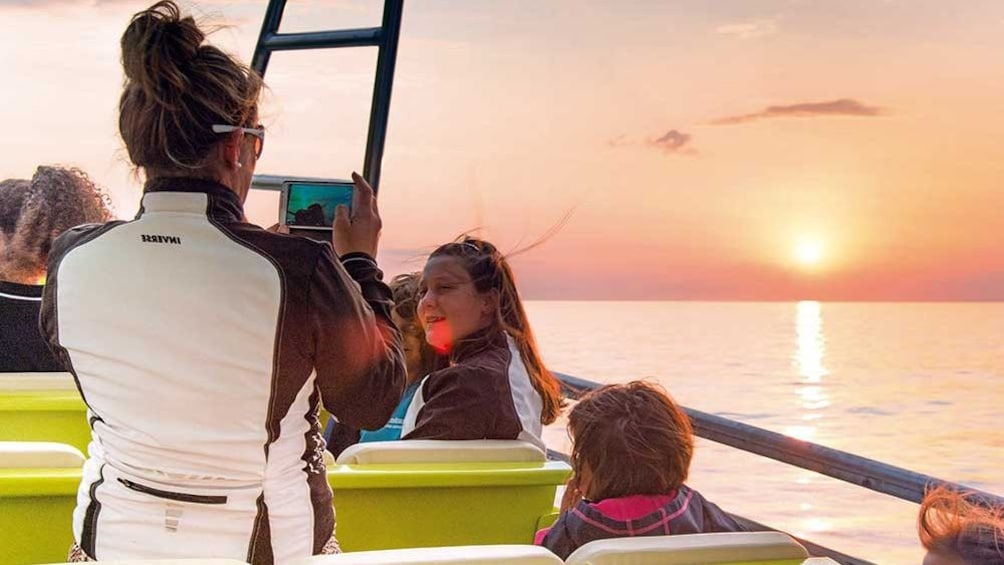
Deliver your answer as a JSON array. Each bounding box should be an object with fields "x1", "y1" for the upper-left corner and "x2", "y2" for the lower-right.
[
  {"x1": 647, "y1": 129, "x2": 696, "y2": 155},
  {"x1": 710, "y1": 99, "x2": 886, "y2": 125},
  {"x1": 607, "y1": 130, "x2": 698, "y2": 156},
  {"x1": 716, "y1": 18, "x2": 778, "y2": 40}
]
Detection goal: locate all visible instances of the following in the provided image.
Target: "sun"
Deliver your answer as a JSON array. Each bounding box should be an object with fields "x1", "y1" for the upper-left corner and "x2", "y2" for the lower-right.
[{"x1": 794, "y1": 239, "x2": 824, "y2": 267}]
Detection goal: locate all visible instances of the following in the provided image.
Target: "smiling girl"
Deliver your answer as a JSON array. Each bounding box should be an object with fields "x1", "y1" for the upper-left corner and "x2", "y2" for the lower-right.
[{"x1": 400, "y1": 237, "x2": 562, "y2": 449}]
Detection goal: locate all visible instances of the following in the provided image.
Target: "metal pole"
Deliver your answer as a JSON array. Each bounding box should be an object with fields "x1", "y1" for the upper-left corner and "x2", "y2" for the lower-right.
[
  {"x1": 362, "y1": 0, "x2": 404, "y2": 193},
  {"x1": 251, "y1": 0, "x2": 288, "y2": 77}
]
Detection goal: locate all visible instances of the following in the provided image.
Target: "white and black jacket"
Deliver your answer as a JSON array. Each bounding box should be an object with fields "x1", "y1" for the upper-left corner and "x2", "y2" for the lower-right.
[{"x1": 40, "y1": 177, "x2": 406, "y2": 564}]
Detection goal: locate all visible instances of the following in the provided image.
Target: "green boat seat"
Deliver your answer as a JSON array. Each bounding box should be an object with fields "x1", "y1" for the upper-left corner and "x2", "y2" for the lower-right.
[
  {"x1": 336, "y1": 440, "x2": 546, "y2": 464},
  {"x1": 0, "y1": 442, "x2": 84, "y2": 565},
  {"x1": 292, "y1": 545, "x2": 562, "y2": 565},
  {"x1": 327, "y1": 441, "x2": 570, "y2": 552},
  {"x1": 0, "y1": 439, "x2": 570, "y2": 563},
  {"x1": 0, "y1": 373, "x2": 90, "y2": 453},
  {"x1": 563, "y1": 532, "x2": 810, "y2": 565},
  {"x1": 42, "y1": 561, "x2": 249, "y2": 565}
]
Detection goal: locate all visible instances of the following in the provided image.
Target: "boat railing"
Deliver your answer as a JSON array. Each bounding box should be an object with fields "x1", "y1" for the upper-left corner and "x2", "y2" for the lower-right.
[
  {"x1": 554, "y1": 372, "x2": 1004, "y2": 565},
  {"x1": 556, "y1": 372, "x2": 1004, "y2": 508}
]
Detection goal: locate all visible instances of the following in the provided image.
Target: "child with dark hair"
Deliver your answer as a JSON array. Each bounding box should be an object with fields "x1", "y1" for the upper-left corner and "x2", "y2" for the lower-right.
[
  {"x1": 400, "y1": 236, "x2": 563, "y2": 448},
  {"x1": 536, "y1": 381, "x2": 745, "y2": 559},
  {"x1": 919, "y1": 485, "x2": 1004, "y2": 565},
  {"x1": 0, "y1": 166, "x2": 112, "y2": 372}
]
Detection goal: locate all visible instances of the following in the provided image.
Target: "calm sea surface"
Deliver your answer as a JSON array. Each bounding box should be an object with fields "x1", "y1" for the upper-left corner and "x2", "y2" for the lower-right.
[{"x1": 526, "y1": 301, "x2": 1004, "y2": 565}]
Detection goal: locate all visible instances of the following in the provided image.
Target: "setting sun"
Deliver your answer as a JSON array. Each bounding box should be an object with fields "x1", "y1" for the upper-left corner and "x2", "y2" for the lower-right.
[{"x1": 795, "y1": 240, "x2": 824, "y2": 267}]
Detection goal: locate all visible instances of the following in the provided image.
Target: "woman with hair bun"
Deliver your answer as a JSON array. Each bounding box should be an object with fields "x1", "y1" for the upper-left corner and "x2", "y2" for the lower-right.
[{"x1": 40, "y1": 2, "x2": 406, "y2": 562}]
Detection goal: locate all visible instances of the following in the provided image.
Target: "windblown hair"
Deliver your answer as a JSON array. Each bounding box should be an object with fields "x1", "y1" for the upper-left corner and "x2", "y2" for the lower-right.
[
  {"x1": 119, "y1": 0, "x2": 262, "y2": 174},
  {"x1": 426, "y1": 237, "x2": 562, "y2": 425},
  {"x1": 919, "y1": 485, "x2": 1004, "y2": 565},
  {"x1": 389, "y1": 272, "x2": 440, "y2": 378},
  {"x1": 569, "y1": 381, "x2": 694, "y2": 501},
  {"x1": 0, "y1": 167, "x2": 112, "y2": 279}
]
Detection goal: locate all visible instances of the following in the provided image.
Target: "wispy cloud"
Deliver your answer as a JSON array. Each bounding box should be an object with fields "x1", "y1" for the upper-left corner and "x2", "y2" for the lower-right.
[
  {"x1": 608, "y1": 129, "x2": 698, "y2": 156},
  {"x1": 647, "y1": 130, "x2": 696, "y2": 155},
  {"x1": 716, "y1": 18, "x2": 778, "y2": 40},
  {"x1": 710, "y1": 99, "x2": 886, "y2": 125}
]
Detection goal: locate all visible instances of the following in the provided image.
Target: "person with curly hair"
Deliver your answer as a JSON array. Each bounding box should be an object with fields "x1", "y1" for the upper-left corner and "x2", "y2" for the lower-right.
[
  {"x1": 919, "y1": 485, "x2": 1004, "y2": 565},
  {"x1": 0, "y1": 166, "x2": 112, "y2": 372}
]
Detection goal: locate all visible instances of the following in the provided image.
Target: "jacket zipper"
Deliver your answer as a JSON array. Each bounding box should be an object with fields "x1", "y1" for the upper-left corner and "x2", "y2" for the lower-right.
[{"x1": 117, "y1": 478, "x2": 228, "y2": 504}]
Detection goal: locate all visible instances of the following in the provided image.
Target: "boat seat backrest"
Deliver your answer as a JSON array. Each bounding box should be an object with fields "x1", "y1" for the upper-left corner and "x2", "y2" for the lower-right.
[
  {"x1": 0, "y1": 441, "x2": 85, "y2": 469},
  {"x1": 292, "y1": 545, "x2": 562, "y2": 565},
  {"x1": 0, "y1": 372, "x2": 77, "y2": 391},
  {"x1": 564, "y1": 532, "x2": 810, "y2": 565},
  {"x1": 336, "y1": 440, "x2": 545, "y2": 464},
  {"x1": 46, "y1": 557, "x2": 250, "y2": 561},
  {"x1": 51, "y1": 560, "x2": 251, "y2": 565}
]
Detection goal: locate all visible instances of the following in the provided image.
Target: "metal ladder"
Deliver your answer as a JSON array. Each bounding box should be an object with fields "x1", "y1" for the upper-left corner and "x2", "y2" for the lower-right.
[{"x1": 250, "y1": 0, "x2": 404, "y2": 194}]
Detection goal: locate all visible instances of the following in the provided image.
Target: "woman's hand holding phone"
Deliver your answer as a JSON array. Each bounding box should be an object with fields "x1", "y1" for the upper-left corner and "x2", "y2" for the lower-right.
[{"x1": 332, "y1": 172, "x2": 381, "y2": 258}]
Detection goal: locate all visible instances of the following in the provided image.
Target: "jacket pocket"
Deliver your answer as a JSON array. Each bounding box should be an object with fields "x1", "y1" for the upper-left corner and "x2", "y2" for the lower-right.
[{"x1": 117, "y1": 478, "x2": 228, "y2": 504}]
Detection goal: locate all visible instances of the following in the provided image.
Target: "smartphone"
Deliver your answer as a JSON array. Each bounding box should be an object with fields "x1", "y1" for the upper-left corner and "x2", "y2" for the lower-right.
[{"x1": 279, "y1": 180, "x2": 354, "y2": 241}]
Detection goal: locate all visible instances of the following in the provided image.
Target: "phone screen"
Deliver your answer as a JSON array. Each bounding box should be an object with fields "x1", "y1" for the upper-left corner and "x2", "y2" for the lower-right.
[{"x1": 284, "y1": 182, "x2": 353, "y2": 228}]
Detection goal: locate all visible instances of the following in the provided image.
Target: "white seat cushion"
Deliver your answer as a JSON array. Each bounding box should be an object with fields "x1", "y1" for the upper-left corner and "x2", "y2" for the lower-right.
[
  {"x1": 0, "y1": 372, "x2": 77, "y2": 391},
  {"x1": 0, "y1": 441, "x2": 85, "y2": 468},
  {"x1": 565, "y1": 532, "x2": 809, "y2": 565},
  {"x1": 336, "y1": 440, "x2": 545, "y2": 464},
  {"x1": 802, "y1": 559, "x2": 839, "y2": 564},
  {"x1": 292, "y1": 545, "x2": 562, "y2": 565}
]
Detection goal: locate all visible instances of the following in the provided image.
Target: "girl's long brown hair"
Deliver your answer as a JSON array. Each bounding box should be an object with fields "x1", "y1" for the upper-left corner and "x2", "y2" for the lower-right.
[{"x1": 427, "y1": 237, "x2": 562, "y2": 425}]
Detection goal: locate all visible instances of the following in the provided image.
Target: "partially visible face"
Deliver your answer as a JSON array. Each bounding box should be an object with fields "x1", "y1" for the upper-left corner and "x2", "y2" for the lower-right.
[
  {"x1": 392, "y1": 310, "x2": 425, "y2": 382},
  {"x1": 418, "y1": 255, "x2": 493, "y2": 353}
]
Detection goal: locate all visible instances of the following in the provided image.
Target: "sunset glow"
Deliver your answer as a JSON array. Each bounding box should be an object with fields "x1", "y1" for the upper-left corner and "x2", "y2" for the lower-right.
[
  {"x1": 795, "y1": 240, "x2": 825, "y2": 268},
  {"x1": 2, "y1": 1, "x2": 1004, "y2": 301}
]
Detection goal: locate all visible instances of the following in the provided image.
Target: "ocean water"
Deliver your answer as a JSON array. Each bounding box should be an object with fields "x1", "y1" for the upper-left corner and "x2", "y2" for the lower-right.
[{"x1": 526, "y1": 301, "x2": 1004, "y2": 565}]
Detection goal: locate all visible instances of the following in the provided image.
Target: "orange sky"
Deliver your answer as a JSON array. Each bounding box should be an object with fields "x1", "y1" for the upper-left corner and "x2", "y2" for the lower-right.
[{"x1": 2, "y1": 0, "x2": 1003, "y2": 300}]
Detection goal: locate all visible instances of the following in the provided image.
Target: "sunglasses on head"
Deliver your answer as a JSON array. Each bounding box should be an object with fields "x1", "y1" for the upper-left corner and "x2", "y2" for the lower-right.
[{"x1": 211, "y1": 124, "x2": 265, "y2": 159}]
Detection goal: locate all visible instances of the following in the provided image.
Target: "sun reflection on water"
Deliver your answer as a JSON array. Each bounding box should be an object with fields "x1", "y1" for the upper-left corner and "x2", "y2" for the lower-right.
[
  {"x1": 788, "y1": 301, "x2": 833, "y2": 535},
  {"x1": 795, "y1": 301, "x2": 829, "y2": 383},
  {"x1": 785, "y1": 301, "x2": 831, "y2": 442}
]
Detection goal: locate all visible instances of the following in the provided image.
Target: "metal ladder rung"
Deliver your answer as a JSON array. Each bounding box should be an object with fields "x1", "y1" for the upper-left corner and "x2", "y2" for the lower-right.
[{"x1": 258, "y1": 28, "x2": 382, "y2": 52}]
